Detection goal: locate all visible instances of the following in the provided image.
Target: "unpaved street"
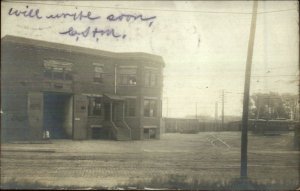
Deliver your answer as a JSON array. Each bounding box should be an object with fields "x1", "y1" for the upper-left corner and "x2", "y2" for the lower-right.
[{"x1": 1, "y1": 132, "x2": 299, "y2": 189}]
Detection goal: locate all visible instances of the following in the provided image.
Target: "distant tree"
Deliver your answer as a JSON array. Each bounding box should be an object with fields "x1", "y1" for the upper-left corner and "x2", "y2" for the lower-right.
[{"x1": 249, "y1": 92, "x2": 298, "y2": 120}]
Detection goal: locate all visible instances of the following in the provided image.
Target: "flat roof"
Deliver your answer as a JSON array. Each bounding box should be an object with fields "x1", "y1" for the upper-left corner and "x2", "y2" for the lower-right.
[{"x1": 1, "y1": 35, "x2": 165, "y2": 66}]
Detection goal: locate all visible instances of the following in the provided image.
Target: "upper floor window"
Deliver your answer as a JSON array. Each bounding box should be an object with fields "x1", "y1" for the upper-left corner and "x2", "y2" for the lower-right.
[
  {"x1": 88, "y1": 97, "x2": 102, "y2": 116},
  {"x1": 144, "y1": 99, "x2": 157, "y2": 117},
  {"x1": 93, "y1": 63, "x2": 104, "y2": 83},
  {"x1": 118, "y1": 66, "x2": 137, "y2": 86},
  {"x1": 145, "y1": 68, "x2": 158, "y2": 87},
  {"x1": 125, "y1": 98, "x2": 136, "y2": 117},
  {"x1": 43, "y1": 59, "x2": 73, "y2": 80}
]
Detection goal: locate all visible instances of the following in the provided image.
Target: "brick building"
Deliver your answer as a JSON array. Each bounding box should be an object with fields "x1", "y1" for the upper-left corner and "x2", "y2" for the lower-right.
[{"x1": 1, "y1": 35, "x2": 164, "y2": 141}]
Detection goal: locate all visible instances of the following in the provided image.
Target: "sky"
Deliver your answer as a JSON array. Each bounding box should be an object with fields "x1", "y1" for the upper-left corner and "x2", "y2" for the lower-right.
[{"x1": 1, "y1": 1, "x2": 299, "y2": 118}]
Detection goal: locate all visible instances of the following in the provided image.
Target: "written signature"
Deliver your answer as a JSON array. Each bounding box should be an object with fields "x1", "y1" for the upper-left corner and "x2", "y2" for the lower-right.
[{"x1": 59, "y1": 26, "x2": 126, "y2": 42}]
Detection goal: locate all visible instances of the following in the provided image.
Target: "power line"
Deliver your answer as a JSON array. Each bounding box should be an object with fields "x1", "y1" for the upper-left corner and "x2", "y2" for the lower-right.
[
  {"x1": 4, "y1": 1, "x2": 297, "y2": 15},
  {"x1": 251, "y1": 74, "x2": 298, "y2": 77},
  {"x1": 163, "y1": 74, "x2": 298, "y2": 77}
]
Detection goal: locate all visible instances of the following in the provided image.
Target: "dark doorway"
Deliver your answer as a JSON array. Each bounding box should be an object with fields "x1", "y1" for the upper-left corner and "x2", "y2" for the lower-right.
[
  {"x1": 149, "y1": 128, "x2": 156, "y2": 139},
  {"x1": 103, "y1": 102, "x2": 123, "y2": 121},
  {"x1": 43, "y1": 92, "x2": 73, "y2": 139},
  {"x1": 92, "y1": 128, "x2": 110, "y2": 139},
  {"x1": 104, "y1": 103, "x2": 110, "y2": 121}
]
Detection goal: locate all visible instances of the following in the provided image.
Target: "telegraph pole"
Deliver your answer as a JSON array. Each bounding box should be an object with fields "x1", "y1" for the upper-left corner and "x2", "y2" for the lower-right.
[
  {"x1": 166, "y1": 97, "x2": 169, "y2": 117},
  {"x1": 215, "y1": 101, "x2": 219, "y2": 130},
  {"x1": 222, "y1": 90, "x2": 225, "y2": 130},
  {"x1": 241, "y1": 0, "x2": 258, "y2": 179},
  {"x1": 215, "y1": 101, "x2": 218, "y2": 121}
]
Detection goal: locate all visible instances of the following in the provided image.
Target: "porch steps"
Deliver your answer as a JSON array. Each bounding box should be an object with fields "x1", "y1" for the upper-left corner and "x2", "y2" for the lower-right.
[
  {"x1": 114, "y1": 121, "x2": 131, "y2": 141},
  {"x1": 116, "y1": 130, "x2": 131, "y2": 141}
]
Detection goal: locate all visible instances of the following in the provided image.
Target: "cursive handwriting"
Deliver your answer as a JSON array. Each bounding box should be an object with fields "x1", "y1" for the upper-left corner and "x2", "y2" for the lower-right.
[
  {"x1": 8, "y1": 5, "x2": 157, "y2": 43},
  {"x1": 7, "y1": 6, "x2": 156, "y2": 26},
  {"x1": 46, "y1": 10, "x2": 100, "y2": 21},
  {"x1": 59, "y1": 26, "x2": 126, "y2": 42},
  {"x1": 107, "y1": 14, "x2": 156, "y2": 27},
  {"x1": 8, "y1": 6, "x2": 42, "y2": 19},
  {"x1": 8, "y1": 5, "x2": 100, "y2": 21}
]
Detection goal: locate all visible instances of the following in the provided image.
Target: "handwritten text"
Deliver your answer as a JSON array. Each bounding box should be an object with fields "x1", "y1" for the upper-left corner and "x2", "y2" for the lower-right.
[{"x1": 59, "y1": 26, "x2": 126, "y2": 42}]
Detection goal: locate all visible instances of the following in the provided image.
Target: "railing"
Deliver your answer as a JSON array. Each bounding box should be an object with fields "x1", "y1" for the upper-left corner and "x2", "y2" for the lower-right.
[
  {"x1": 110, "y1": 121, "x2": 118, "y2": 140},
  {"x1": 106, "y1": 117, "x2": 132, "y2": 140},
  {"x1": 121, "y1": 120, "x2": 132, "y2": 140}
]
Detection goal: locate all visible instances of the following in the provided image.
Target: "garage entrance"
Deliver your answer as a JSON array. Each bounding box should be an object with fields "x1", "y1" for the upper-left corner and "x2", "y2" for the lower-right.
[{"x1": 43, "y1": 92, "x2": 73, "y2": 139}]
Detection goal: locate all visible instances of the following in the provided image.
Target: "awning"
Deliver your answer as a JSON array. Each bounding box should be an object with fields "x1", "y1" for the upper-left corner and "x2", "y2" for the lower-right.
[
  {"x1": 104, "y1": 94, "x2": 125, "y2": 101},
  {"x1": 143, "y1": 125, "x2": 158, "y2": 129}
]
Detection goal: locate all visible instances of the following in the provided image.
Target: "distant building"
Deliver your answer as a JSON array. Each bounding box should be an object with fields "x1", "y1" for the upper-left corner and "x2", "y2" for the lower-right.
[{"x1": 1, "y1": 35, "x2": 164, "y2": 141}]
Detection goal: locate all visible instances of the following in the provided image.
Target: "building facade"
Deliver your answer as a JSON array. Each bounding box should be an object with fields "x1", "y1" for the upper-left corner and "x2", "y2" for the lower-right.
[{"x1": 1, "y1": 36, "x2": 164, "y2": 141}]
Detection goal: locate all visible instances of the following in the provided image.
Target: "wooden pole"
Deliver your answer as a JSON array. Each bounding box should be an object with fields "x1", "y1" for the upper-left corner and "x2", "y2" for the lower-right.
[
  {"x1": 114, "y1": 64, "x2": 117, "y2": 94},
  {"x1": 110, "y1": 102, "x2": 113, "y2": 122},
  {"x1": 222, "y1": 90, "x2": 224, "y2": 130},
  {"x1": 122, "y1": 102, "x2": 125, "y2": 120},
  {"x1": 240, "y1": 0, "x2": 258, "y2": 179}
]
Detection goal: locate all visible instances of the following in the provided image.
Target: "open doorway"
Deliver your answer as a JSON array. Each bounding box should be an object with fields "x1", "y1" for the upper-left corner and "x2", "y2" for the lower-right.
[
  {"x1": 143, "y1": 128, "x2": 157, "y2": 139},
  {"x1": 43, "y1": 92, "x2": 73, "y2": 139}
]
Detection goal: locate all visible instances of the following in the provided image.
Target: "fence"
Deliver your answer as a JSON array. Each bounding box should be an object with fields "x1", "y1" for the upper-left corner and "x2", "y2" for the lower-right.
[{"x1": 163, "y1": 118, "x2": 241, "y2": 133}]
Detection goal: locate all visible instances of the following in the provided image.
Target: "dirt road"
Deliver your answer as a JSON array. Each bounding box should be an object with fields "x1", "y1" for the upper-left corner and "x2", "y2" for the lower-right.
[{"x1": 1, "y1": 132, "x2": 299, "y2": 189}]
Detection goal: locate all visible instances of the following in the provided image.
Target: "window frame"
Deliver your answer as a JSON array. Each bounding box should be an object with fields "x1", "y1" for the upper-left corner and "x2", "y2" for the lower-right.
[
  {"x1": 93, "y1": 63, "x2": 104, "y2": 83},
  {"x1": 144, "y1": 67, "x2": 158, "y2": 87},
  {"x1": 144, "y1": 98, "x2": 157, "y2": 117},
  {"x1": 43, "y1": 59, "x2": 73, "y2": 81},
  {"x1": 88, "y1": 96, "x2": 103, "y2": 117},
  {"x1": 118, "y1": 66, "x2": 137, "y2": 86}
]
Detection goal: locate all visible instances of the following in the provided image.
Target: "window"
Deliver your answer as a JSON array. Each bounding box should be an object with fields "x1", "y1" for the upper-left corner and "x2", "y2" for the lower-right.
[
  {"x1": 119, "y1": 67, "x2": 137, "y2": 85},
  {"x1": 88, "y1": 97, "x2": 102, "y2": 116},
  {"x1": 43, "y1": 60, "x2": 73, "y2": 80},
  {"x1": 144, "y1": 99, "x2": 157, "y2": 117},
  {"x1": 145, "y1": 69, "x2": 158, "y2": 87},
  {"x1": 125, "y1": 98, "x2": 136, "y2": 117},
  {"x1": 93, "y1": 64, "x2": 104, "y2": 83}
]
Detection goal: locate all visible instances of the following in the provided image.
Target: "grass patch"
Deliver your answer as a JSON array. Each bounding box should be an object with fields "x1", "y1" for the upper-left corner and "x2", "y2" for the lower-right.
[
  {"x1": 117, "y1": 175, "x2": 300, "y2": 190},
  {"x1": 0, "y1": 178, "x2": 106, "y2": 190},
  {"x1": 2, "y1": 176, "x2": 299, "y2": 190},
  {"x1": 1, "y1": 178, "x2": 50, "y2": 189}
]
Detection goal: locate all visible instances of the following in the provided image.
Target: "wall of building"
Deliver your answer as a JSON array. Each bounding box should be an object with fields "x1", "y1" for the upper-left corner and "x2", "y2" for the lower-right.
[{"x1": 1, "y1": 36, "x2": 164, "y2": 141}]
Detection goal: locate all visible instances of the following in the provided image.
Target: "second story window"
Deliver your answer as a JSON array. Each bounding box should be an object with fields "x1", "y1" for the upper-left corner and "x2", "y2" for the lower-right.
[
  {"x1": 145, "y1": 68, "x2": 158, "y2": 87},
  {"x1": 43, "y1": 59, "x2": 73, "y2": 80},
  {"x1": 118, "y1": 66, "x2": 137, "y2": 86},
  {"x1": 93, "y1": 63, "x2": 104, "y2": 83}
]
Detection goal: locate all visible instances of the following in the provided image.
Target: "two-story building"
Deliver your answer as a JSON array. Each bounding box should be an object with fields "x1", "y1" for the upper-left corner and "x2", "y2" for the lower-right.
[{"x1": 1, "y1": 35, "x2": 164, "y2": 141}]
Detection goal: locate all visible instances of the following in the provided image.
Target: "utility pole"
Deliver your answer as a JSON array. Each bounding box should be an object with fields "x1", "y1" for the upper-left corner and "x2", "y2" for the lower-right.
[
  {"x1": 222, "y1": 90, "x2": 225, "y2": 130},
  {"x1": 166, "y1": 97, "x2": 169, "y2": 118},
  {"x1": 215, "y1": 101, "x2": 218, "y2": 130},
  {"x1": 241, "y1": 0, "x2": 258, "y2": 179},
  {"x1": 215, "y1": 101, "x2": 218, "y2": 121},
  {"x1": 114, "y1": 64, "x2": 117, "y2": 94},
  {"x1": 256, "y1": 96, "x2": 261, "y2": 120}
]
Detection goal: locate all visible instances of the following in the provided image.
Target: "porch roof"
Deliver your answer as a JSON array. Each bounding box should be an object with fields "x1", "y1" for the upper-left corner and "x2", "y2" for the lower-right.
[{"x1": 104, "y1": 94, "x2": 125, "y2": 101}]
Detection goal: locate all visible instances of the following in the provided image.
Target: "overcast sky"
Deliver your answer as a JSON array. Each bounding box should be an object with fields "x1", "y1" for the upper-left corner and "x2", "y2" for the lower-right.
[{"x1": 2, "y1": 1, "x2": 299, "y2": 118}]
